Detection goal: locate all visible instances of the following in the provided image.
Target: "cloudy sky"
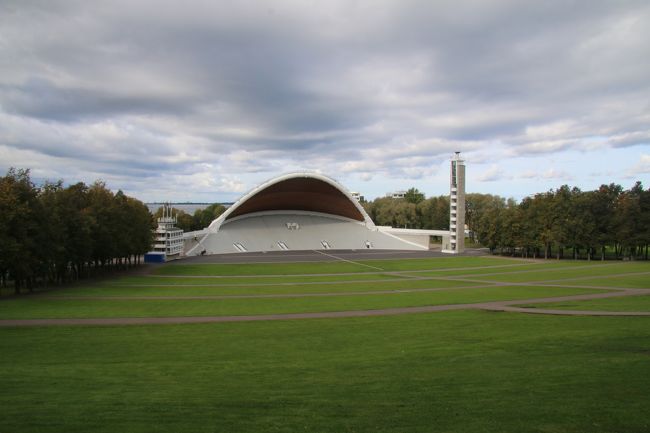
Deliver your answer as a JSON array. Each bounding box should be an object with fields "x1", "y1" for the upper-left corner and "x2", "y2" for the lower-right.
[{"x1": 1, "y1": 0, "x2": 649, "y2": 202}]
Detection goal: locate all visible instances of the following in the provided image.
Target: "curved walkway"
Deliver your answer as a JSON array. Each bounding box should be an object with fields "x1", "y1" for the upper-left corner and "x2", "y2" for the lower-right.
[{"x1": 1, "y1": 288, "x2": 649, "y2": 327}]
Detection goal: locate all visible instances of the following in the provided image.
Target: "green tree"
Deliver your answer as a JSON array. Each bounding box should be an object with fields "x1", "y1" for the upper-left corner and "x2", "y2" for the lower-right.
[
  {"x1": 192, "y1": 203, "x2": 226, "y2": 230},
  {"x1": 153, "y1": 206, "x2": 193, "y2": 231},
  {"x1": 590, "y1": 184, "x2": 621, "y2": 260},
  {"x1": 0, "y1": 169, "x2": 43, "y2": 293},
  {"x1": 1, "y1": 169, "x2": 157, "y2": 294},
  {"x1": 639, "y1": 185, "x2": 650, "y2": 259},
  {"x1": 468, "y1": 194, "x2": 506, "y2": 251},
  {"x1": 517, "y1": 197, "x2": 542, "y2": 258},
  {"x1": 466, "y1": 193, "x2": 505, "y2": 243},
  {"x1": 404, "y1": 188, "x2": 425, "y2": 204},
  {"x1": 614, "y1": 183, "x2": 643, "y2": 259},
  {"x1": 123, "y1": 196, "x2": 154, "y2": 265},
  {"x1": 87, "y1": 181, "x2": 118, "y2": 268},
  {"x1": 363, "y1": 197, "x2": 393, "y2": 226},
  {"x1": 569, "y1": 190, "x2": 597, "y2": 260},
  {"x1": 58, "y1": 182, "x2": 94, "y2": 280},
  {"x1": 416, "y1": 196, "x2": 449, "y2": 230},
  {"x1": 39, "y1": 181, "x2": 67, "y2": 283}
]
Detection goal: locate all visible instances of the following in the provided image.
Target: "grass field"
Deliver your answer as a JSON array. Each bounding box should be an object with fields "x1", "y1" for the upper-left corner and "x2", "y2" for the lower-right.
[
  {"x1": 523, "y1": 295, "x2": 650, "y2": 312},
  {"x1": 36, "y1": 277, "x2": 476, "y2": 298},
  {"x1": 155, "y1": 256, "x2": 524, "y2": 276},
  {"x1": 0, "y1": 285, "x2": 604, "y2": 319},
  {"x1": 1, "y1": 255, "x2": 649, "y2": 432}
]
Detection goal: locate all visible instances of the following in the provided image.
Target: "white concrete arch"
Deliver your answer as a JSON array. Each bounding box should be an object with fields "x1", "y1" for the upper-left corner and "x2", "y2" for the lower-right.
[
  {"x1": 208, "y1": 172, "x2": 376, "y2": 233},
  {"x1": 184, "y1": 172, "x2": 428, "y2": 256}
]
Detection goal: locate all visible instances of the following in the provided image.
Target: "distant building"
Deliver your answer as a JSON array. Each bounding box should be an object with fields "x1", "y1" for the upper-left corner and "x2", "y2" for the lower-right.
[
  {"x1": 387, "y1": 190, "x2": 406, "y2": 199},
  {"x1": 152, "y1": 204, "x2": 184, "y2": 258},
  {"x1": 350, "y1": 191, "x2": 365, "y2": 202}
]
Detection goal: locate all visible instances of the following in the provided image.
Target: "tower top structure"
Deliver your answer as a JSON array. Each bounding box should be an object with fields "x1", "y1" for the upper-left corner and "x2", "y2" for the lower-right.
[{"x1": 443, "y1": 152, "x2": 466, "y2": 254}]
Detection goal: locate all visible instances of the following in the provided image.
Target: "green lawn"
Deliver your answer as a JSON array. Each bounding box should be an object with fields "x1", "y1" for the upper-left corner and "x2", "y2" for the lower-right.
[
  {"x1": 464, "y1": 262, "x2": 650, "y2": 283},
  {"x1": 156, "y1": 256, "x2": 521, "y2": 276},
  {"x1": 521, "y1": 295, "x2": 650, "y2": 312},
  {"x1": 563, "y1": 274, "x2": 650, "y2": 289},
  {"x1": 401, "y1": 262, "x2": 594, "y2": 278},
  {"x1": 1, "y1": 311, "x2": 649, "y2": 433},
  {"x1": 2, "y1": 256, "x2": 650, "y2": 432},
  {"x1": 157, "y1": 261, "x2": 382, "y2": 276},
  {"x1": 0, "y1": 286, "x2": 601, "y2": 319},
  {"x1": 356, "y1": 256, "x2": 523, "y2": 271},
  {"x1": 43, "y1": 278, "x2": 475, "y2": 298},
  {"x1": 112, "y1": 272, "x2": 407, "y2": 285}
]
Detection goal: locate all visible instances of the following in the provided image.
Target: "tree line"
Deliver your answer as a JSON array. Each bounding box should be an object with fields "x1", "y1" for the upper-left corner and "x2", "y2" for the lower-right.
[
  {"x1": 362, "y1": 183, "x2": 650, "y2": 260},
  {"x1": 468, "y1": 183, "x2": 650, "y2": 260},
  {"x1": 3, "y1": 166, "x2": 647, "y2": 295},
  {"x1": 0, "y1": 168, "x2": 153, "y2": 294},
  {"x1": 363, "y1": 187, "x2": 450, "y2": 230},
  {"x1": 152, "y1": 203, "x2": 227, "y2": 232}
]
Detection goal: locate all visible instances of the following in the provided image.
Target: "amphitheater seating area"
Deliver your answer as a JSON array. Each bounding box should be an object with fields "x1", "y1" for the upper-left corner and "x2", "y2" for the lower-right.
[{"x1": 194, "y1": 212, "x2": 422, "y2": 254}]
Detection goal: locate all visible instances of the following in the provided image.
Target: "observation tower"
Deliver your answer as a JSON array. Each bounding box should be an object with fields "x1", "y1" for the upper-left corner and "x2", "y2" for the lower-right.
[{"x1": 443, "y1": 152, "x2": 465, "y2": 253}]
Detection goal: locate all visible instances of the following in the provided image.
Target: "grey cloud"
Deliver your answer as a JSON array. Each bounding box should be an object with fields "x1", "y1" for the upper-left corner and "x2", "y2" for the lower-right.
[
  {"x1": 608, "y1": 131, "x2": 650, "y2": 148},
  {"x1": 1, "y1": 0, "x2": 648, "y2": 199},
  {"x1": 476, "y1": 165, "x2": 509, "y2": 182},
  {"x1": 1, "y1": 78, "x2": 196, "y2": 122}
]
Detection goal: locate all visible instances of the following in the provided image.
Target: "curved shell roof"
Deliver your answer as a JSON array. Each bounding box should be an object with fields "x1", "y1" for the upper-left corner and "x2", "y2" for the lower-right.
[{"x1": 209, "y1": 172, "x2": 375, "y2": 230}]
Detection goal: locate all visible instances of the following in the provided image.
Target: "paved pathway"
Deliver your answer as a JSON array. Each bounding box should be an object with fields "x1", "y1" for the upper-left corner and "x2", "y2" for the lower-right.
[{"x1": 1, "y1": 288, "x2": 648, "y2": 327}]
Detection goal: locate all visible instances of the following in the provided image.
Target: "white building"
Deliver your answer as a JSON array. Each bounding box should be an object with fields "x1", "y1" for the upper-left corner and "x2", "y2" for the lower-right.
[
  {"x1": 152, "y1": 204, "x2": 184, "y2": 258},
  {"x1": 387, "y1": 190, "x2": 407, "y2": 199}
]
